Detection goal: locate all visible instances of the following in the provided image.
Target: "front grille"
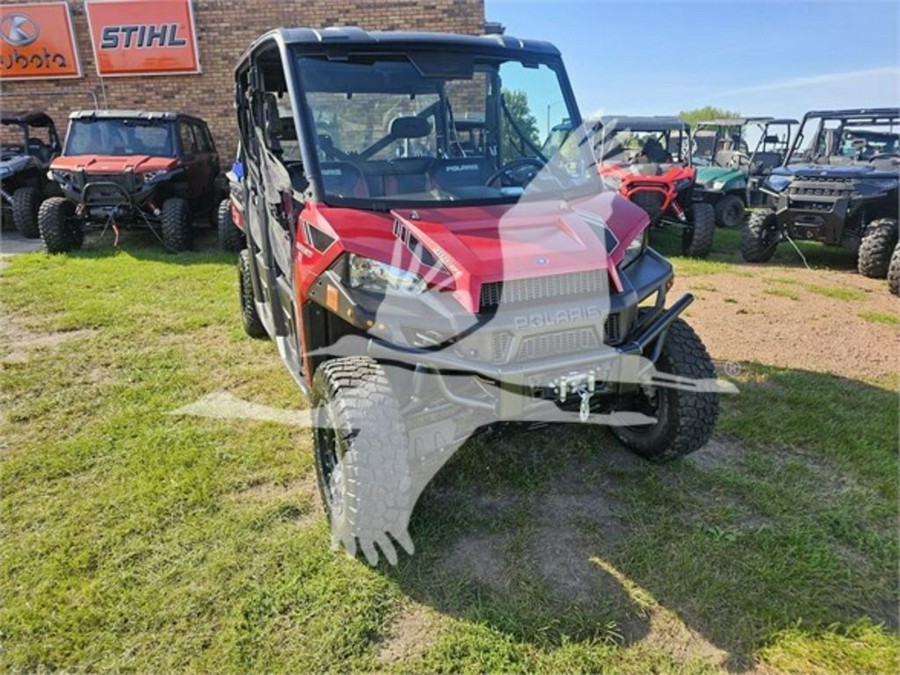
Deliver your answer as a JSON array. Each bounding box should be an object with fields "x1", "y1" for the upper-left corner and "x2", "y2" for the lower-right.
[
  {"x1": 604, "y1": 313, "x2": 621, "y2": 344},
  {"x1": 490, "y1": 314, "x2": 622, "y2": 363},
  {"x1": 630, "y1": 191, "x2": 665, "y2": 220},
  {"x1": 80, "y1": 172, "x2": 138, "y2": 203},
  {"x1": 479, "y1": 270, "x2": 606, "y2": 311},
  {"x1": 517, "y1": 327, "x2": 602, "y2": 361},
  {"x1": 789, "y1": 176, "x2": 856, "y2": 198}
]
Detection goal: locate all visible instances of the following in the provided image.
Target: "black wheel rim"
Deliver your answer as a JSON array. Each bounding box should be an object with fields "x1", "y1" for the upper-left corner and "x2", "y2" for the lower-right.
[
  {"x1": 315, "y1": 403, "x2": 346, "y2": 517},
  {"x1": 624, "y1": 385, "x2": 666, "y2": 434},
  {"x1": 724, "y1": 202, "x2": 743, "y2": 227}
]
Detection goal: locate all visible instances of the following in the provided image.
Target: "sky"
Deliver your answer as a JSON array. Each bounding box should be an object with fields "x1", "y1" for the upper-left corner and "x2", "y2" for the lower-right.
[{"x1": 485, "y1": 0, "x2": 900, "y2": 122}]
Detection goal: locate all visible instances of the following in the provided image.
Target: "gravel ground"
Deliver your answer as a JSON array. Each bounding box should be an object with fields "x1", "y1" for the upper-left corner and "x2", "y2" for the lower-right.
[{"x1": 678, "y1": 267, "x2": 899, "y2": 384}]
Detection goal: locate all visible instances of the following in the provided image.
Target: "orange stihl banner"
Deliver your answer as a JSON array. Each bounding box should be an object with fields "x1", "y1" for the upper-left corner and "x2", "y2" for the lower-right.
[
  {"x1": 0, "y1": 2, "x2": 82, "y2": 80},
  {"x1": 85, "y1": 0, "x2": 201, "y2": 77}
]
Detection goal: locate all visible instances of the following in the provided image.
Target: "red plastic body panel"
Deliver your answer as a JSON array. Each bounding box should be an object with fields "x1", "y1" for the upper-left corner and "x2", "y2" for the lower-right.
[{"x1": 51, "y1": 154, "x2": 179, "y2": 174}]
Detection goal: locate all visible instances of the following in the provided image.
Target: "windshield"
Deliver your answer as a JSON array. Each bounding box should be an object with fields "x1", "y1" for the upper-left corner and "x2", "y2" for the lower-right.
[
  {"x1": 789, "y1": 115, "x2": 900, "y2": 165},
  {"x1": 595, "y1": 125, "x2": 688, "y2": 165},
  {"x1": 65, "y1": 119, "x2": 177, "y2": 157},
  {"x1": 292, "y1": 51, "x2": 599, "y2": 206}
]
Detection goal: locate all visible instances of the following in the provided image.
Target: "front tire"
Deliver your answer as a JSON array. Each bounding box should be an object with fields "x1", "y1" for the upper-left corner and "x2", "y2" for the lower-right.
[
  {"x1": 888, "y1": 244, "x2": 900, "y2": 296},
  {"x1": 238, "y1": 249, "x2": 267, "y2": 339},
  {"x1": 312, "y1": 356, "x2": 413, "y2": 565},
  {"x1": 714, "y1": 194, "x2": 745, "y2": 229},
  {"x1": 11, "y1": 186, "x2": 42, "y2": 238},
  {"x1": 741, "y1": 209, "x2": 780, "y2": 263},
  {"x1": 160, "y1": 197, "x2": 192, "y2": 252},
  {"x1": 612, "y1": 319, "x2": 718, "y2": 462},
  {"x1": 857, "y1": 218, "x2": 898, "y2": 279},
  {"x1": 217, "y1": 199, "x2": 244, "y2": 252},
  {"x1": 38, "y1": 197, "x2": 83, "y2": 253},
  {"x1": 682, "y1": 202, "x2": 715, "y2": 258}
]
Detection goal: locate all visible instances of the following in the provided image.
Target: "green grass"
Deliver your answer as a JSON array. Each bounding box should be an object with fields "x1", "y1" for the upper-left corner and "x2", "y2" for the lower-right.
[
  {"x1": 859, "y1": 311, "x2": 900, "y2": 326},
  {"x1": 1, "y1": 238, "x2": 898, "y2": 672},
  {"x1": 803, "y1": 284, "x2": 867, "y2": 302},
  {"x1": 764, "y1": 287, "x2": 801, "y2": 301}
]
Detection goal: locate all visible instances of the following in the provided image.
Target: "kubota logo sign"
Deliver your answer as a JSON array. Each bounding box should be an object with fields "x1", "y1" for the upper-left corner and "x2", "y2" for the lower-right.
[
  {"x1": 85, "y1": 0, "x2": 201, "y2": 76},
  {"x1": 0, "y1": 3, "x2": 81, "y2": 80}
]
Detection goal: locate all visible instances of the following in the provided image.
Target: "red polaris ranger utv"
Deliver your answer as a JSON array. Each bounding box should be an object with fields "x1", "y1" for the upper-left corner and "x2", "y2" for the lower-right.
[
  {"x1": 39, "y1": 110, "x2": 221, "y2": 253},
  {"x1": 594, "y1": 116, "x2": 715, "y2": 258},
  {"x1": 233, "y1": 28, "x2": 724, "y2": 564}
]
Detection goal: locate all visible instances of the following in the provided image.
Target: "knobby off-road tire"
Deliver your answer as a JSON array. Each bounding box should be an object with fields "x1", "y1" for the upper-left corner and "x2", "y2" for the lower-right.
[
  {"x1": 38, "y1": 197, "x2": 83, "y2": 253},
  {"x1": 312, "y1": 356, "x2": 414, "y2": 566},
  {"x1": 682, "y1": 202, "x2": 715, "y2": 258},
  {"x1": 857, "y1": 218, "x2": 898, "y2": 279},
  {"x1": 11, "y1": 186, "x2": 42, "y2": 238},
  {"x1": 888, "y1": 243, "x2": 900, "y2": 296},
  {"x1": 217, "y1": 199, "x2": 244, "y2": 252},
  {"x1": 612, "y1": 319, "x2": 719, "y2": 463},
  {"x1": 714, "y1": 194, "x2": 745, "y2": 229},
  {"x1": 741, "y1": 209, "x2": 780, "y2": 263},
  {"x1": 238, "y1": 249, "x2": 267, "y2": 339},
  {"x1": 160, "y1": 197, "x2": 192, "y2": 252}
]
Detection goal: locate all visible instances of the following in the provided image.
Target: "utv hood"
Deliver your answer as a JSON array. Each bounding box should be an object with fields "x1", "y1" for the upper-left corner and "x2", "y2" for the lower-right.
[
  {"x1": 766, "y1": 163, "x2": 900, "y2": 192},
  {"x1": 696, "y1": 165, "x2": 744, "y2": 189},
  {"x1": 313, "y1": 192, "x2": 649, "y2": 313},
  {"x1": 0, "y1": 154, "x2": 34, "y2": 176},
  {"x1": 773, "y1": 163, "x2": 900, "y2": 181},
  {"x1": 51, "y1": 155, "x2": 178, "y2": 174}
]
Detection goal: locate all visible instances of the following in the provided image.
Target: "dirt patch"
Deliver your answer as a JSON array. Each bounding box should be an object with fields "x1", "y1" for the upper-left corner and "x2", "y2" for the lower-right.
[
  {"x1": 377, "y1": 603, "x2": 443, "y2": 666},
  {"x1": 0, "y1": 305, "x2": 97, "y2": 364},
  {"x1": 685, "y1": 435, "x2": 748, "y2": 471},
  {"x1": 679, "y1": 269, "x2": 899, "y2": 383},
  {"x1": 443, "y1": 532, "x2": 513, "y2": 594}
]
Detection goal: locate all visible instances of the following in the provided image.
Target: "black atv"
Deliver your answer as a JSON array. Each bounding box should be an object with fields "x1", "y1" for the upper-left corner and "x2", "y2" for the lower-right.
[
  {"x1": 0, "y1": 111, "x2": 62, "y2": 238},
  {"x1": 742, "y1": 108, "x2": 899, "y2": 277}
]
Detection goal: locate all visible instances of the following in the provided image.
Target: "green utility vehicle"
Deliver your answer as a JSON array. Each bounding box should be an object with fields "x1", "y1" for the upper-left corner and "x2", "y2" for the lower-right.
[{"x1": 693, "y1": 117, "x2": 796, "y2": 227}]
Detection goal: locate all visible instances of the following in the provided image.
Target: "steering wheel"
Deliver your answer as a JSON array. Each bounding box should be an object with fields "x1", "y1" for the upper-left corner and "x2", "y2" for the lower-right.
[
  {"x1": 868, "y1": 153, "x2": 900, "y2": 162},
  {"x1": 485, "y1": 157, "x2": 547, "y2": 188}
]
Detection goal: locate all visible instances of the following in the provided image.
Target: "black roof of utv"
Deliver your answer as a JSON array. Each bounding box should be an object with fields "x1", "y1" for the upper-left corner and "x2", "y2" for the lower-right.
[
  {"x1": 0, "y1": 111, "x2": 55, "y2": 128},
  {"x1": 239, "y1": 26, "x2": 561, "y2": 63}
]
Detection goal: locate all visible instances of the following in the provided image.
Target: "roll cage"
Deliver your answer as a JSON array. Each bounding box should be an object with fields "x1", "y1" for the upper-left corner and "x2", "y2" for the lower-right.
[
  {"x1": 785, "y1": 108, "x2": 900, "y2": 165},
  {"x1": 233, "y1": 28, "x2": 585, "y2": 211}
]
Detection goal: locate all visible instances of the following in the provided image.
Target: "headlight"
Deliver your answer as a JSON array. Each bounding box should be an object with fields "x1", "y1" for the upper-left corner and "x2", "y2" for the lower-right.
[
  {"x1": 49, "y1": 169, "x2": 73, "y2": 183},
  {"x1": 712, "y1": 180, "x2": 727, "y2": 190},
  {"x1": 619, "y1": 229, "x2": 648, "y2": 269},
  {"x1": 0, "y1": 165, "x2": 11, "y2": 177},
  {"x1": 348, "y1": 254, "x2": 427, "y2": 294},
  {"x1": 764, "y1": 175, "x2": 791, "y2": 193},
  {"x1": 602, "y1": 175, "x2": 622, "y2": 191},
  {"x1": 142, "y1": 170, "x2": 170, "y2": 184}
]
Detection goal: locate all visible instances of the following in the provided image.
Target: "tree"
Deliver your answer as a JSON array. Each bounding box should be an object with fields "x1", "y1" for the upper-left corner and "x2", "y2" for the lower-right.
[
  {"x1": 679, "y1": 106, "x2": 742, "y2": 127},
  {"x1": 501, "y1": 89, "x2": 540, "y2": 160}
]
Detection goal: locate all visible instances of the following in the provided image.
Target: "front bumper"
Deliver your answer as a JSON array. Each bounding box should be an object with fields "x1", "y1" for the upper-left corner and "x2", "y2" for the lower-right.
[
  {"x1": 55, "y1": 171, "x2": 158, "y2": 224},
  {"x1": 366, "y1": 291, "x2": 692, "y2": 419},
  {"x1": 311, "y1": 248, "x2": 688, "y2": 419}
]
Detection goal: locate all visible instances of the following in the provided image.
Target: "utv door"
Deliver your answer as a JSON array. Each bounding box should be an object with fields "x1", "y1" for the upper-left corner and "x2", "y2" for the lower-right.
[
  {"x1": 177, "y1": 120, "x2": 205, "y2": 204},
  {"x1": 190, "y1": 120, "x2": 219, "y2": 206},
  {"x1": 236, "y1": 48, "x2": 304, "y2": 381}
]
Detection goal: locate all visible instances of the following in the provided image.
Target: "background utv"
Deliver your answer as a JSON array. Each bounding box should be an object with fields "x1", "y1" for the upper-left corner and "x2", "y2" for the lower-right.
[
  {"x1": 233, "y1": 27, "x2": 722, "y2": 564},
  {"x1": 39, "y1": 110, "x2": 221, "y2": 253},
  {"x1": 743, "y1": 108, "x2": 899, "y2": 277},
  {"x1": 0, "y1": 111, "x2": 62, "y2": 238}
]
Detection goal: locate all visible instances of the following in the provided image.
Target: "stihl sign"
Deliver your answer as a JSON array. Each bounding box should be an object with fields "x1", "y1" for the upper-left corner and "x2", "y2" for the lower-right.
[
  {"x1": 86, "y1": 0, "x2": 201, "y2": 76},
  {"x1": 99, "y1": 24, "x2": 188, "y2": 49},
  {"x1": 0, "y1": 2, "x2": 82, "y2": 80}
]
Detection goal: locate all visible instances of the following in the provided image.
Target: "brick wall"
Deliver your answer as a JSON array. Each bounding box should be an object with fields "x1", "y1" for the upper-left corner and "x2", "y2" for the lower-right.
[{"x1": 0, "y1": 0, "x2": 485, "y2": 161}]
